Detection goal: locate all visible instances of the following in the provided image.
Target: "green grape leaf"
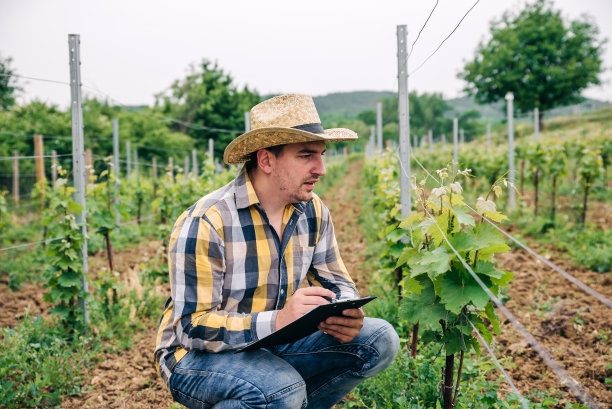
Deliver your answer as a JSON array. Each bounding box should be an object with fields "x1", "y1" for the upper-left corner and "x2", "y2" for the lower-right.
[
  {"x1": 408, "y1": 246, "x2": 451, "y2": 280},
  {"x1": 398, "y1": 212, "x2": 423, "y2": 228},
  {"x1": 442, "y1": 327, "x2": 466, "y2": 355},
  {"x1": 475, "y1": 261, "x2": 506, "y2": 279},
  {"x1": 399, "y1": 278, "x2": 446, "y2": 326},
  {"x1": 440, "y1": 270, "x2": 490, "y2": 314},
  {"x1": 454, "y1": 206, "x2": 475, "y2": 227},
  {"x1": 396, "y1": 247, "x2": 418, "y2": 268},
  {"x1": 485, "y1": 302, "x2": 501, "y2": 334},
  {"x1": 490, "y1": 269, "x2": 514, "y2": 287},
  {"x1": 477, "y1": 242, "x2": 511, "y2": 260},
  {"x1": 400, "y1": 276, "x2": 425, "y2": 296},
  {"x1": 472, "y1": 222, "x2": 506, "y2": 250},
  {"x1": 475, "y1": 321, "x2": 493, "y2": 344},
  {"x1": 386, "y1": 229, "x2": 404, "y2": 243},
  {"x1": 449, "y1": 231, "x2": 475, "y2": 252},
  {"x1": 428, "y1": 213, "x2": 450, "y2": 246},
  {"x1": 57, "y1": 271, "x2": 81, "y2": 288},
  {"x1": 387, "y1": 242, "x2": 404, "y2": 258}
]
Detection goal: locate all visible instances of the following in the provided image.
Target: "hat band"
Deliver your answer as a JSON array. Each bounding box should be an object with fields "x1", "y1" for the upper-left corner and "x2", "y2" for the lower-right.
[{"x1": 291, "y1": 122, "x2": 324, "y2": 134}]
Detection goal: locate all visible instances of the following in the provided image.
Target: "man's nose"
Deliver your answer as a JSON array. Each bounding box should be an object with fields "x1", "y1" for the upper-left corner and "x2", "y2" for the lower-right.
[{"x1": 314, "y1": 154, "x2": 326, "y2": 176}]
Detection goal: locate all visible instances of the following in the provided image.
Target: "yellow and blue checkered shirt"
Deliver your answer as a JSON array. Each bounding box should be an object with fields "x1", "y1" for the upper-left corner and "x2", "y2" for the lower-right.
[{"x1": 155, "y1": 168, "x2": 358, "y2": 385}]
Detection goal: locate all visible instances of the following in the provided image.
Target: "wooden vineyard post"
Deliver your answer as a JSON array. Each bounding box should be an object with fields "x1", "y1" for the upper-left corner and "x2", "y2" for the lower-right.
[
  {"x1": 34, "y1": 134, "x2": 45, "y2": 197},
  {"x1": 85, "y1": 148, "x2": 93, "y2": 184}
]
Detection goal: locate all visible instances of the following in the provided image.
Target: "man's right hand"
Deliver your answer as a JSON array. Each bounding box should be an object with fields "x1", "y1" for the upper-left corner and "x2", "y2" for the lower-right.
[{"x1": 275, "y1": 287, "x2": 335, "y2": 331}]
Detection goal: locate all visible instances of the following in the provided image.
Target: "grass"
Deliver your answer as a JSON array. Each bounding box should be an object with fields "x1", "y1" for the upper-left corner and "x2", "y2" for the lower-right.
[{"x1": 0, "y1": 244, "x2": 166, "y2": 408}]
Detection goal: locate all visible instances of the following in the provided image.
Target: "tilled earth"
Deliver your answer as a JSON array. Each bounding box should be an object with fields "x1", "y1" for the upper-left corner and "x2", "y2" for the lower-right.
[{"x1": 494, "y1": 241, "x2": 612, "y2": 407}]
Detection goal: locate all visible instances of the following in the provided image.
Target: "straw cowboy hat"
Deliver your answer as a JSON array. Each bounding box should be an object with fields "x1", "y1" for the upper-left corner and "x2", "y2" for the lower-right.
[{"x1": 223, "y1": 94, "x2": 358, "y2": 165}]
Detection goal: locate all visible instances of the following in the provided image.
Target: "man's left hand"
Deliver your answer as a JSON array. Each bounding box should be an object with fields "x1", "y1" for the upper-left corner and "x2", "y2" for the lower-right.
[{"x1": 318, "y1": 308, "x2": 364, "y2": 343}]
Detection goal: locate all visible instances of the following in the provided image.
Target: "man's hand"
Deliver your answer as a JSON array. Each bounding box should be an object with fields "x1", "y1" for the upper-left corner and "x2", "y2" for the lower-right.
[
  {"x1": 318, "y1": 308, "x2": 365, "y2": 343},
  {"x1": 275, "y1": 287, "x2": 335, "y2": 331}
]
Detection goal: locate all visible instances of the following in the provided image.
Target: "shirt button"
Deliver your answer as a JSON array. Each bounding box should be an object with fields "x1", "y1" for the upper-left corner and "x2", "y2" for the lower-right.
[{"x1": 280, "y1": 289, "x2": 285, "y2": 295}]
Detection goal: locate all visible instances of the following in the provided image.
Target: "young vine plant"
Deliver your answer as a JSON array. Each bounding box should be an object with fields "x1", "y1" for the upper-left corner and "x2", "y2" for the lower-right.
[{"x1": 396, "y1": 164, "x2": 515, "y2": 407}]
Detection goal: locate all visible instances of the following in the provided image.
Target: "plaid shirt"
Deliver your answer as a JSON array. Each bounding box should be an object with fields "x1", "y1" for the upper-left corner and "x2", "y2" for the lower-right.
[{"x1": 155, "y1": 167, "x2": 358, "y2": 386}]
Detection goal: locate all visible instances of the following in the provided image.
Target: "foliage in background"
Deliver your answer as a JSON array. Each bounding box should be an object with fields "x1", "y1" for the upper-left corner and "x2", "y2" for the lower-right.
[
  {"x1": 154, "y1": 59, "x2": 260, "y2": 158},
  {"x1": 461, "y1": 0, "x2": 605, "y2": 128},
  {"x1": 0, "y1": 54, "x2": 20, "y2": 110}
]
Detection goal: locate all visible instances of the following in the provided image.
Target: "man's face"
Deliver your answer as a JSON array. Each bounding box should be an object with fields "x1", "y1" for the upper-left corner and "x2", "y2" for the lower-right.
[{"x1": 269, "y1": 141, "x2": 327, "y2": 203}]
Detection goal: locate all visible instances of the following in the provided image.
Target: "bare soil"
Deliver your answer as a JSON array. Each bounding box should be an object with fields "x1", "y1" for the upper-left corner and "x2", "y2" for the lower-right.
[{"x1": 493, "y1": 244, "x2": 612, "y2": 407}]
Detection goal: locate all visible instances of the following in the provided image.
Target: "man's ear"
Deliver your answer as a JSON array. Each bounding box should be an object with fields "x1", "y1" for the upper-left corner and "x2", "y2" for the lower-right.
[{"x1": 257, "y1": 149, "x2": 274, "y2": 175}]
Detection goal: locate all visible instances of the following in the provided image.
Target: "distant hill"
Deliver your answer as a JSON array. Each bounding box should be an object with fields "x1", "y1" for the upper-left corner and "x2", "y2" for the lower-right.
[
  {"x1": 445, "y1": 95, "x2": 607, "y2": 122},
  {"x1": 310, "y1": 91, "x2": 608, "y2": 123},
  {"x1": 312, "y1": 91, "x2": 395, "y2": 118}
]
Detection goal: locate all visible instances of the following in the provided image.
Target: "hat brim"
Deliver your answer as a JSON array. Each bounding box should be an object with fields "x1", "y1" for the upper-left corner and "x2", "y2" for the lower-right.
[{"x1": 223, "y1": 127, "x2": 358, "y2": 165}]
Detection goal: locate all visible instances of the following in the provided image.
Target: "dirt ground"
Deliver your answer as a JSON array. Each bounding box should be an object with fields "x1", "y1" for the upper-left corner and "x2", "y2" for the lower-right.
[
  {"x1": 2, "y1": 160, "x2": 610, "y2": 408},
  {"x1": 494, "y1": 244, "x2": 612, "y2": 407}
]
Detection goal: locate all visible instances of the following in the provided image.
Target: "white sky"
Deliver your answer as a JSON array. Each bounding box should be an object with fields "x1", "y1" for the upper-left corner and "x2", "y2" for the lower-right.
[{"x1": 1, "y1": 0, "x2": 611, "y2": 109}]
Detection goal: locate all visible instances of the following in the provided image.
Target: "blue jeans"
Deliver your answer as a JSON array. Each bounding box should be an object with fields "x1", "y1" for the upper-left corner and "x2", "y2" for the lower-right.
[{"x1": 169, "y1": 317, "x2": 399, "y2": 409}]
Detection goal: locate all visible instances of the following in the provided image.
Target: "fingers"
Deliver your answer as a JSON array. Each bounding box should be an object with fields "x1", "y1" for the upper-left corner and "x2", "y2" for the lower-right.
[
  {"x1": 294, "y1": 287, "x2": 335, "y2": 299},
  {"x1": 319, "y1": 310, "x2": 365, "y2": 343},
  {"x1": 319, "y1": 325, "x2": 357, "y2": 343}
]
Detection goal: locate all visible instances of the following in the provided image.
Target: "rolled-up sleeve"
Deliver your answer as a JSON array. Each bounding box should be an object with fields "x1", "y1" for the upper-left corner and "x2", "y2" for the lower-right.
[{"x1": 170, "y1": 213, "x2": 276, "y2": 352}]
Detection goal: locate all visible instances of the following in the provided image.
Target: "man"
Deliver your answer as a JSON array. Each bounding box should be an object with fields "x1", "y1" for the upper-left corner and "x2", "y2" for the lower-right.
[{"x1": 155, "y1": 94, "x2": 399, "y2": 409}]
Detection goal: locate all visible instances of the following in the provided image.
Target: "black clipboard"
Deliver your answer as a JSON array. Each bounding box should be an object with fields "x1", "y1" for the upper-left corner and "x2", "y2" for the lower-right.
[{"x1": 237, "y1": 296, "x2": 376, "y2": 352}]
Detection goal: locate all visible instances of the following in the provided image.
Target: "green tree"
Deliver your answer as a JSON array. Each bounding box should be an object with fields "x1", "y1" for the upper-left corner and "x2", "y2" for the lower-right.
[
  {"x1": 0, "y1": 55, "x2": 20, "y2": 110},
  {"x1": 155, "y1": 60, "x2": 260, "y2": 158},
  {"x1": 357, "y1": 92, "x2": 453, "y2": 142},
  {"x1": 460, "y1": 0, "x2": 605, "y2": 129}
]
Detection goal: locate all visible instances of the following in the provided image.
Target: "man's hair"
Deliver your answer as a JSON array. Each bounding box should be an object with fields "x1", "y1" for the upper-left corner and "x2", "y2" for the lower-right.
[{"x1": 245, "y1": 144, "x2": 286, "y2": 172}]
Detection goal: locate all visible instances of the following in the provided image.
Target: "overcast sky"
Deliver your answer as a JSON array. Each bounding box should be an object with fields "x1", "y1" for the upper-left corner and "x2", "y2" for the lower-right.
[{"x1": 1, "y1": 0, "x2": 611, "y2": 109}]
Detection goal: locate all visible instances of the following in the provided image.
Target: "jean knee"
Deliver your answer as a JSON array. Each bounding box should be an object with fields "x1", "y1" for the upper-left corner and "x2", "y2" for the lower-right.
[
  {"x1": 266, "y1": 380, "x2": 307, "y2": 409},
  {"x1": 362, "y1": 319, "x2": 400, "y2": 377}
]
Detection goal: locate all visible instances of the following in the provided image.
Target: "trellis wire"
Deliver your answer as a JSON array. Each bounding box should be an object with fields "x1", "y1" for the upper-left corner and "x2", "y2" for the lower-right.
[
  {"x1": 0, "y1": 153, "x2": 73, "y2": 160},
  {"x1": 0, "y1": 212, "x2": 160, "y2": 253}
]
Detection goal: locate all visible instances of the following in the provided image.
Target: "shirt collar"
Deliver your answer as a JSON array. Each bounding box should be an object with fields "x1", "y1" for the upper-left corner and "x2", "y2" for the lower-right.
[
  {"x1": 234, "y1": 166, "x2": 308, "y2": 213},
  {"x1": 235, "y1": 166, "x2": 260, "y2": 209}
]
